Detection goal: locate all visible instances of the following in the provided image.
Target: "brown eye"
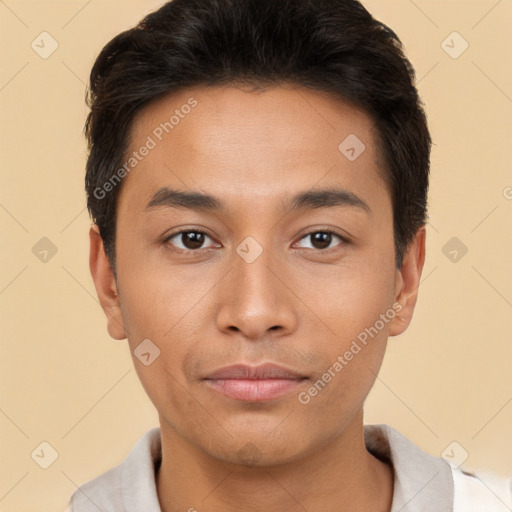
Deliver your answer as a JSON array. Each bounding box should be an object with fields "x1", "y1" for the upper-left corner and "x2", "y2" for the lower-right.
[
  {"x1": 311, "y1": 232, "x2": 332, "y2": 250},
  {"x1": 296, "y1": 231, "x2": 345, "y2": 251},
  {"x1": 165, "y1": 230, "x2": 214, "y2": 251},
  {"x1": 181, "y1": 231, "x2": 206, "y2": 249}
]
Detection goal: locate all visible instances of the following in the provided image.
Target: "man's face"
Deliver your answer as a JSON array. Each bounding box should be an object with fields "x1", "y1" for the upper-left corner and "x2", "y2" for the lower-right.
[{"x1": 97, "y1": 85, "x2": 417, "y2": 466}]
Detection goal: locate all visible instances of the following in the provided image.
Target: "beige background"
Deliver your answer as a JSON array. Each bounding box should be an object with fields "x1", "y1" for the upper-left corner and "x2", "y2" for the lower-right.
[{"x1": 1, "y1": 0, "x2": 511, "y2": 510}]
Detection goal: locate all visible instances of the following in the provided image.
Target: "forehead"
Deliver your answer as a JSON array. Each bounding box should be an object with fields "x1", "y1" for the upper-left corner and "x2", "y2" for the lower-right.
[{"x1": 120, "y1": 84, "x2": 389, "y2": 213}]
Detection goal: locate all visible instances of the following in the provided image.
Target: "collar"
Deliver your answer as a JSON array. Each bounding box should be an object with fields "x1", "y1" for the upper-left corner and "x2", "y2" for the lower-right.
[
  {"x1": 364, "y1": 424, "x2": 453, "y2": 511},
  {"x1": 111, "y1": 424, "x2": 454, "y2": 511}
]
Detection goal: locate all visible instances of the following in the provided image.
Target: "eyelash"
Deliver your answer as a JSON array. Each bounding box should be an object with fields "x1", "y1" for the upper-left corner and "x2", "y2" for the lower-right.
[{"x1": 163, "y1": 228, "x2": 349, "y2": 254}]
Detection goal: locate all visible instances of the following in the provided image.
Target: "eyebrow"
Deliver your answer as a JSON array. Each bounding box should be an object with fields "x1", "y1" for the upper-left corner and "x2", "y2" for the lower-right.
[{"x1": 145, "y1": 186, "x2": 371, "y2": 215}]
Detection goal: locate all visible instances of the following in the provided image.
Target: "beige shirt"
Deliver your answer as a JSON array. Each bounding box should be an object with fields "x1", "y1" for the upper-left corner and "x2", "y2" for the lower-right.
[{"x1": 66, "y1": 423, "x2": 511, "y2": 511}]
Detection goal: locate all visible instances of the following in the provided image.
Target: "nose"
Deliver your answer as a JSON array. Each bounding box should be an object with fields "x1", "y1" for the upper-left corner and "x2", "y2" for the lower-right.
[{"x1": 215, "y1": 243, "x2": 299, "y2": 341}]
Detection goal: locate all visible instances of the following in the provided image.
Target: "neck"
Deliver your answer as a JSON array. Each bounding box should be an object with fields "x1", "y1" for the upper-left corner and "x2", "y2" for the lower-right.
[{"x1": 156, "y1": 410, "x2": 394, "y2": 512}]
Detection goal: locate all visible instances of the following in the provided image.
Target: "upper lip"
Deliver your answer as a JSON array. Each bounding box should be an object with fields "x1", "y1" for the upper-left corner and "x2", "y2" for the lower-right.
[{"x1": 204, "y1": 363, "x2": 306, "y2": 380}]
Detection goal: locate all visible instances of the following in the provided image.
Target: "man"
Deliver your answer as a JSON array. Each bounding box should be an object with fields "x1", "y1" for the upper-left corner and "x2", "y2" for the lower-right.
[{"x1": 67, "y1": 0, "x2": 511, "y2": 510}]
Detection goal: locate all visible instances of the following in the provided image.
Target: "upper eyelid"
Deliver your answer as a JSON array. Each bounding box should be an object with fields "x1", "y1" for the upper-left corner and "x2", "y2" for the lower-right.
[
  {"x1": 293, "y1": 230, "x2": 346, "y2": 249},
  {"x1": 165, "y1": 229, "x2": 216, "y2": 244}
]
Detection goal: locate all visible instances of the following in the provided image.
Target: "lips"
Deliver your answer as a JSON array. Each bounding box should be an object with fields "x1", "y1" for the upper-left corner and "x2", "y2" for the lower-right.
[
  {"x1": 205, "y1": 363, "x2": 306, "y2": 380},
  {"x1": 204, "y1": 363, "x2": 308, "y2": 402}
]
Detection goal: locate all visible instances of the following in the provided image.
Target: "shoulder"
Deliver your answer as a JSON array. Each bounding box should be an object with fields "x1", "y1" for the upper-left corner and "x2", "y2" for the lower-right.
[
  {"x1": 365, "y1": 424, "x2": 511, "y2": 511},
  {"x1": 452, "y1": 467, "x2": 512, "y2": 512},
  {"x1": 67, "y1": 462, "x2": 124, "y2": 511},
  {"x1": 66, "y1": 428, "x2": 162, "y2": 512}
]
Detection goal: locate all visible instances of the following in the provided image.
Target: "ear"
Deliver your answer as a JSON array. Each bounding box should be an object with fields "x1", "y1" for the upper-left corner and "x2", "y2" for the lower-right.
[
  {"x1": 388, "y1": 226, "x2": 426, "y2": 337},
  {"x1": 89, "y1": 224, "x2": 127, "y2": 340}
]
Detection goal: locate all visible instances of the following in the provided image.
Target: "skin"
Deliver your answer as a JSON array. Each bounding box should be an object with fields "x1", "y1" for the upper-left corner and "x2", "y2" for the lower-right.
[{"x1": 90, "y1": 84, "x2": 426, "y2": 512}]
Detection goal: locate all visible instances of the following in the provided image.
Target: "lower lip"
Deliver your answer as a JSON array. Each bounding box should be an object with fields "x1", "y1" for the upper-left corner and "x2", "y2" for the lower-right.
[{"x1": 205, "y1": 378, "x2": 306, "y2": 402}]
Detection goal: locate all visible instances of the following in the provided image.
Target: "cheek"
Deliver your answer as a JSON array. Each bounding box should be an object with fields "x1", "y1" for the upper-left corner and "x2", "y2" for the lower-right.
[
  {"x1": 300, "y1": 260, "x2": 396, "y2": 409},
  {"x1": 309, "y1": 257, "x2": 397, "y2": 342},
  {"x1": 115, "y1": 248, "x2": 206, "y2": 340},
  {"x1": 297, "y1": 327, "x2": 388, "y2": 433},
  {"x1": 115, "y1": 261, "x2": 214, "y2": 404}
]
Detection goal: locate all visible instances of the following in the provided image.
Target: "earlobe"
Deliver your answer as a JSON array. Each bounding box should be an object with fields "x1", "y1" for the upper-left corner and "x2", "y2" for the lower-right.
[
  {"x1": 89, "y1": 225, "x2": 127, "y2": 340},
  {"x1": 388, "y1": 226, "x2": 426, "y2": 337}
]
